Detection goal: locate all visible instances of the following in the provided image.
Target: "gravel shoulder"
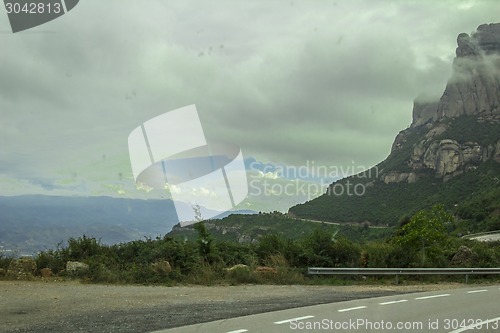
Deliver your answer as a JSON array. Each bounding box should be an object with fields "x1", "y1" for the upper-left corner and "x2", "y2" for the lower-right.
[{"x1": 0, "y1": 280, "x2": 467, "y2": 333}]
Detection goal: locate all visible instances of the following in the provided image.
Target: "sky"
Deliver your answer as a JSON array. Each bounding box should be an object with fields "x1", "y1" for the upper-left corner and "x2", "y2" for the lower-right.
[{"x1": 0, "y1": 0, "x2": 499, "y2": 211}]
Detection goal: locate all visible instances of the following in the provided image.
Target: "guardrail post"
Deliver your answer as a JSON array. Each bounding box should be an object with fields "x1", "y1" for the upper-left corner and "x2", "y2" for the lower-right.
[
  {"x1": 395, "y1": 274, "x2": 399, "y2": 285},
  {"x1": 465, "y1": 274, "x2": 469, "y2": 284}
]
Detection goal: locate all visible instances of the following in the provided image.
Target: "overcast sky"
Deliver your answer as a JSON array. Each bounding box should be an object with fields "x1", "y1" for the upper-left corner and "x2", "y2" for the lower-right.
[{"x1": 1, "y1": 0, "x2": 499, "y2": 204}]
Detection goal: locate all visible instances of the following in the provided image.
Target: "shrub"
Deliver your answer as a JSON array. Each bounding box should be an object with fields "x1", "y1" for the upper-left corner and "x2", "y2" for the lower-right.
[
  {"x1": 35, "y1": 250, "x2": 66, "y2": 274},
  {"x1": 0, "y1": 253, "x2": 13, "y2": 272},
  {"x1": 392, "y1": 205, "x2": 453, "y2": 267},
  {"x1": 225, "y1": 265, "x2": 260, "y2": 284}
]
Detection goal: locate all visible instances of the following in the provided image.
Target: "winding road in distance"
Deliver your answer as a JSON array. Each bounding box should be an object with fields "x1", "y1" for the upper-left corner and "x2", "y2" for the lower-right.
[
  {"x1": 468, "y1": 233, "x2": 500, "y2": 242},
  {"x1": 151, "y1": 285, "x2": 500, "y2": 333}
]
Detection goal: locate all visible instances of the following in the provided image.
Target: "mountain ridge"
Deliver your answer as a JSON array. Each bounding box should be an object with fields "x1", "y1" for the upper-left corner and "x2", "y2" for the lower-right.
[
  {"x1": 382, "y1": 23, "x2": 500, "y2": 183},
  {"x1": 289, "y1": 23, "x2": 500, "y2": 229},
  {"x1": 0, "y1": 195, "x2": 178, "y2": 255}
]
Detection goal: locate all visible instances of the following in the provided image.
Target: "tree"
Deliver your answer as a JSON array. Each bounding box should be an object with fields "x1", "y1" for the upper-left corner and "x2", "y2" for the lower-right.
[
  {"x1": 392, "y1": 205, "x2": 453, "y2": 267},
  {"x1": 191, "y1": 204, "x2": 215, "y2": 262}
]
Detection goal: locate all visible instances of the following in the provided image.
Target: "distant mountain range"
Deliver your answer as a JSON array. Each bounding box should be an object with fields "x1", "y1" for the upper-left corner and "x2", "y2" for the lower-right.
[
  {"x1": 0, "y1": 195, "x2": 177, "y2": 255},
  {"x1": 0, "y1": 195, "x2": 256, "y2": 255},
  {"x1": 290, "y1": 23, "x2": 500, "y2": 230}
]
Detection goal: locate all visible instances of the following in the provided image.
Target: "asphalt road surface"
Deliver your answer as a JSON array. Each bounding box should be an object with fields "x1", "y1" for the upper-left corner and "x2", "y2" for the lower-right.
[
  {"x1": 470, "y1": 233, "x2": 500, "y2": 242},
  {"x1": 3, "y1": 282, "x2": 455, "y2": 333},
  {"x1": 151, "y1": 285, "x2": 500, "y2": 333}
]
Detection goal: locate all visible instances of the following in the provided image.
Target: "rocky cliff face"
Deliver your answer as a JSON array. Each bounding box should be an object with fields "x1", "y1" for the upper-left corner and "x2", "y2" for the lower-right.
[
  {"x1": 382, "y1": 23, "x2": 500, "y2": 183},
  {"x1": 412, "y1": 23, "x2": 500, "y2": 126}
]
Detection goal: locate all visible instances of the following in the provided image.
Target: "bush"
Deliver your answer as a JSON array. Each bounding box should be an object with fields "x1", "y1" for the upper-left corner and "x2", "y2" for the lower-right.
[
  {"x1": 392, "y1": 205, "x2": 453, "y2": 267},
  {"x1": 66, "y1": 235, "x2": 105, "y2": 260},
  {"x1": 363, "y1": 242, "x2": 393, "y2": 268},
  {"x1": 225, "y1": 265, "x2": 260, "y2": 285},
  {"x1": 0, "y1": 253, "x2": 13, "y2": 272},
  {"x1": 186, "y1": 263, "x2": 224, "y2": 285},
  {"x1": 35, "y1": 250, "x2": 66, "y2": 275},
  {"x1": 299, "y1": 229, "x2": 360, "y2": 268}
]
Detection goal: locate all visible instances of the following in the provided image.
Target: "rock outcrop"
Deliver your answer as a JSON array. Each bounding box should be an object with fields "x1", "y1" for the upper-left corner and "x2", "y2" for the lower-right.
[
  {"x1": 383, "y1": 23, "x2": 500, "y2": 183},
  {"x1": 451, "y1": 245, "x2": 477, "y2": 267},
  {"x1": 151, "y1": 260, "x2": 172, "y2": 274},
  {"x1": 7, "y1": 258, "x2": 37, "y2": 280},
  {"x1": 412, "y1": 23, "x2": 500, "y2": 127},
  {"x1": 66, "y1": 261, "x2": 89, "y2": 273},
  {"x1": 40, "y1": 267, "x2": 53, "y2": 279}
]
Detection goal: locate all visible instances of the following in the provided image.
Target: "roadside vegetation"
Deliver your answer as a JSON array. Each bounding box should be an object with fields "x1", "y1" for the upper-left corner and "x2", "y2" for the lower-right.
[{"x1": 1, "y1": 205, "x2": 499, "y2": 286}]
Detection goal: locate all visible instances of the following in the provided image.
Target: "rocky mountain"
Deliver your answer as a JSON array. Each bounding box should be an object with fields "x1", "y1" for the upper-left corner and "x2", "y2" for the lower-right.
[
  {"x1": 290, "y1": 23, "x2": 500, "y2": 229},
  {"x1": 389, "y1": 23, "x2": 500, "y2": 183},
  {"x1": 413, "y1": 23, "x2": 500, "y2": 126}
]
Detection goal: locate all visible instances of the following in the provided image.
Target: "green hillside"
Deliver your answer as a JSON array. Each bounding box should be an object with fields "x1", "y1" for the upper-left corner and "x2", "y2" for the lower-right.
[
  {"x1": 289, "y1": 160, "x2": 500, "y2": 227},
  {"x1": 289, "y1": 116, "x2": 500, "y2": 229},
  {"x1": 166, "y1": 212, "x2": 394, "y2": 244}
]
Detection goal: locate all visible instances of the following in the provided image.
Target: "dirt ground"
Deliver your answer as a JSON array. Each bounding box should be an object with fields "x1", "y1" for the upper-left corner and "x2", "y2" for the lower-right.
[{"x1": 0, "y1": 280, "x2": 466, "y2": 333}]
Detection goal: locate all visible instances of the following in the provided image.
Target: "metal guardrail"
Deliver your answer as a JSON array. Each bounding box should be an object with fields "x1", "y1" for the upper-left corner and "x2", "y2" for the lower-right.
[{"x1": 308, "y1": 267, "x2": 500, "y2": 284}]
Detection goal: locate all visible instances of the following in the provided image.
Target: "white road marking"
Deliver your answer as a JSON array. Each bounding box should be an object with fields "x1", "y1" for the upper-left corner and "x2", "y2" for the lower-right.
[
  {"x1": 448, "y1": 316, "x2": 500, "y2": 333},
  {"x1": 226, "y1": 330, "x2": 248, "y2": 333},
  {"x1": 466, "y1": 289, "x2": 488, "y2": 294},
  {"x1": 415, "y1": 294, "x2": 450, "y2": 300},
  {"x1": 274, "y1": 315, "x2": 315, "y2": 325},
  {"x1": 338, "y1": 306, "x2": 367, "y2": 312},
  {"x1": 379, "y1": 299, "x2": 408, "y2": 305}
]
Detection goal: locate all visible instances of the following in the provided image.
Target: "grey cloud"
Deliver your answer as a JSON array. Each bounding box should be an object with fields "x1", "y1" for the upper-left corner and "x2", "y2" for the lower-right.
[{"x1": 0, "y1": 0, "x2": 498, "y2": 199}]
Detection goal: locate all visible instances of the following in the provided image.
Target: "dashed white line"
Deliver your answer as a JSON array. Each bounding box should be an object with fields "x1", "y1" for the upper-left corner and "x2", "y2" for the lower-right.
[
  {"x1": 415, "y1": 294, "x2": 450, "y2": 300},
  {"x1": 379, "y1": 299, "x2": 408, "y2": 305},
  {"x1": 448, "y1": 316, "x2": 500, "y2": 333},
  {"x1": 338, "y1": 306, "x2": 367, "y2": 312},
  {"x1": 226, "y1": 330, "x2": 248, "y2": 333},
  {"x1": 467, "y1": 289, "x2": 488, "y2": 294},
  {"x1": 274, "y1": 315, "x2": 315, "y2": 325}
]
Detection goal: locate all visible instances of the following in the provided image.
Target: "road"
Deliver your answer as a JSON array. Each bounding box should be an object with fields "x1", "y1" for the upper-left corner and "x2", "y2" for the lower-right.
[
  {"x1": 292, "y1": 216, "x2": 391, "y2": 229},
  {"x1": 291, "y1": 217, "x2": 340, "y2": 225},
  {"x1": 469, "y1": 233, "x2": 500, "y2": 242},
  {"x1": 463, "y1": 230, "x2": 500, "y2": 242},
  {"x1": 151, "y1": 285, "x2": 500, "y2": 333}
]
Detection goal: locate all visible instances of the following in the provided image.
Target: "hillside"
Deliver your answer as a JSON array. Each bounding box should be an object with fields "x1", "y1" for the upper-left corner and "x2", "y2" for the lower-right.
[
  {"x1": 289, "y1": 23, "x2": 500, "y2": 229},
  {"x1": 166, "y1": 212, "x2": 394, "y2": 244}
]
